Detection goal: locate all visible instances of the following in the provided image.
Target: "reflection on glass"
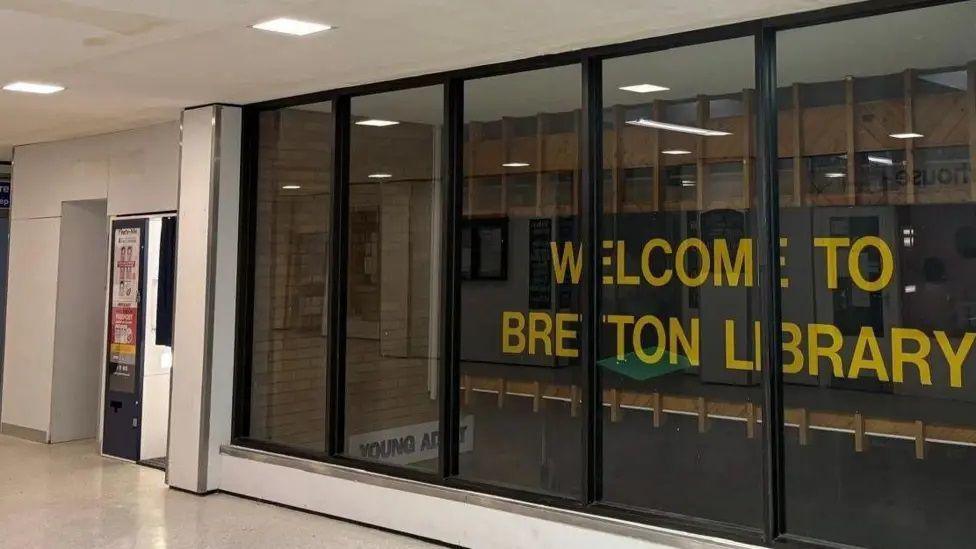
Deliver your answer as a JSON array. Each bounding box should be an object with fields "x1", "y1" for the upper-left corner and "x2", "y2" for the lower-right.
[
  {"x1": 778, "y1": 2, "x2": 976, "y2": 546},
  {"x1": 600, "y1": 36, "x2": 762, "y2": 527},
  {"x1": 249, "y1": 102, "x2": 333, "y2": 452},
  {"x1": 459, "y1": 65, "x2": 583, "y2": 496},
  {"x1": 343, "y1": 86, "x2": 443, "y2": 472}
]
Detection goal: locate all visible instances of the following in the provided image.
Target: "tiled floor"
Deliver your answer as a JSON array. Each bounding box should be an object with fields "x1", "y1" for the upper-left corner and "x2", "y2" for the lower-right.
[{"x1": 0, "y1": 434, "x2": 441, "y2": 548}]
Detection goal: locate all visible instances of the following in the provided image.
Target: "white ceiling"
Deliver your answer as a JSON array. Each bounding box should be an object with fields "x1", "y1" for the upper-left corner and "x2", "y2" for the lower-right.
[{"x1": 0, "y1": 0, "x2": 866, "y2": 161}]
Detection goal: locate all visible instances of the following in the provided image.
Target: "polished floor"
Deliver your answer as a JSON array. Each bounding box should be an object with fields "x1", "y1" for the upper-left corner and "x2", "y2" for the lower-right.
[{"x1": 0, "y1": 434, "x2": 441, "y2": 549}]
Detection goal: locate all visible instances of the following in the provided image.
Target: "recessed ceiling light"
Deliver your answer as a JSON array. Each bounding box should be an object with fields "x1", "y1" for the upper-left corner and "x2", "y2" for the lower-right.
[
  {"x1": 282, "y1": 185, "x2": 302, "y2": 190},
  {"x1": 626, "y1": 119, "x2": 731, "y2": 137},
  {"x1": 3, "y1": 81, "x2": 64, "y2": 94},
  {"x1": 619, "y1": 83, "x2": 670, "y2": 93},
  {"x1": 662, "y1": 149, "x2": 692, "y2": 155},
  {"x1": 502, "y1": 162, "x2": 530, "y2": 168},
  {"x1": 368, "y1": 173, "x2": 393, "y2": 179},
  {"x1": 251, "y1": 17, "x2": 332, "y2": 36},
  {"x1": 824, "y1": 172, "x2": 846, "y2": 179},
  {"x1": 890, "y1": 132, "x2": 924, "y2": 139},
  {"x1": 356, "y1": 119, "x2": 399, "y2": 127}
]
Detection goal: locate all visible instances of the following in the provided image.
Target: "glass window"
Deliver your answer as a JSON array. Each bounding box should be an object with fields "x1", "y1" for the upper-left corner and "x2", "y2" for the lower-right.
[
  {"x1": 248, "y1": 102, "x2": 333, "y2": 452},
  {"x1": 343, "y1": 86, "x2": 444, "y2": 472},
  {"x1": 459, "y1": 65, "x2": 583, "y2": 497},
  {"x1": 601, "y1": 37, "x2": 762, "y2": 527},
  {"x1": 778, "y1": 2, "x2": 976, "y2": 546}
]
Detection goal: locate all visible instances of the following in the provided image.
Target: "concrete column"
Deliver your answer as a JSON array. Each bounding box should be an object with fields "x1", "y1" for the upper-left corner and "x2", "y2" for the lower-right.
[{"x1": 167, "y1": 105, "x2": 240, "y2": 493}]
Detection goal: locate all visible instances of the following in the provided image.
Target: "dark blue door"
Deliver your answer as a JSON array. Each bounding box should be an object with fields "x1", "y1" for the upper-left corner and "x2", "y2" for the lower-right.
[{"x1": 102, "y1": 218, "x2": 147, "y2": 461}]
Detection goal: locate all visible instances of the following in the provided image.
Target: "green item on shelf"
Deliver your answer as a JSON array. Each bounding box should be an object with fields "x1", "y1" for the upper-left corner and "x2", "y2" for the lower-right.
[{"x1": 597, "y1": 348, "x2": 691, "y2": 381}]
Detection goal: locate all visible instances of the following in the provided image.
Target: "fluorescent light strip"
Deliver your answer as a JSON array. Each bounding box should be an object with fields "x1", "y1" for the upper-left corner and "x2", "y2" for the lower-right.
[
  {"x1": 867, "y1": 155, "x2": 894, "y2": 166},
  {"x1": 619, "y1": 83, "x2": 670, "y2": 93},
  {"x1": 356, "y1": 119, "x2": 399, "y2": 127},
  {"x1": 3, "y1": 81, "x2": 64, "y2": 94},
  {"x1": 251, "y1": 17, "x2": 332, "y2": 36},
  {"x1": 502, "y1": 162, "x2": 530, "y2": 168},
  {"x1": 626, "y1": 118, "x2": 731, "y2": 137},
  {"x1": 890, "y1": 132, "x2": 924, "y2": 139},
  {"x1": 824, "y1": 172, "x2": 846, "y2": 179},
  {"x1": 282, "y1": 185, "x2": 301, "y2": 190},
  {"x1": 368, "y1": 173, "x2": 393, "y2": 179},
  {"x1": 661, "y1": 149, "x2": 692, "y2": 155}
]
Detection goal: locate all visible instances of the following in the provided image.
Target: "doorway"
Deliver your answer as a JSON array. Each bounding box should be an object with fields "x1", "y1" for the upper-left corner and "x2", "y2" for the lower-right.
[{"x1": 102, "y1": 214, "x2": 176, "y2": 468}]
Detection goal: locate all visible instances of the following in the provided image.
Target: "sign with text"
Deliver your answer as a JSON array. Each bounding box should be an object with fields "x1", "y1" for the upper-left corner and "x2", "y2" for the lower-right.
[
  {"x1": 349, "y1": 416, "x2": 475, "y2": 466},
  {"x1": 109, "y1": 227, "x2": 141, "y2": 393}
]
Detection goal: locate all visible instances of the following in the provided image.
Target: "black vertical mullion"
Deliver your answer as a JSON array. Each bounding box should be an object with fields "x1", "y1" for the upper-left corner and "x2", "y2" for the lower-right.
[
  {"x1": 232, "y1": 107, "x2": 259, "y2": 440},
  {"x1": 580, "y1": 56, "x2": 604, "y2": 504},
  {"x1": 755, "y1": 27, "x2": 785, "y2": 542},
  {"x1": 439, "y1": 79, "x2": 464, "y2": 479},
  {"x1": 327, "y1": 95, "x2": 351, "y2": 456}
]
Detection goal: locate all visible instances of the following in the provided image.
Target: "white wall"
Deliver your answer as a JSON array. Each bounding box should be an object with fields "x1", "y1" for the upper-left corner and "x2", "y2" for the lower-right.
[
  {"x1": 141, "y1": 217, "x2": 173, "y2": 460},
  {"x1": 50, "y1": 200, "x2": 108, "y2": 443},
  {"x1": 167, "y1": 105, "x2": 240, "y2": 492},
  {"x1": 0, "y1": 122, "x2": 179, "y2": 441}
]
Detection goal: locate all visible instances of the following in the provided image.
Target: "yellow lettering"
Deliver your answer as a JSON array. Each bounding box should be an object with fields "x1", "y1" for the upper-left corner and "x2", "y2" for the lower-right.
[
  {"x1": 605, "y1": 315, "x2": 635, "y2": 360},
  {"x1": 725, "y1": 320, "x2": 754, "y2": 371},
  {"x1": 813, "y1": 237, "x2": 850, "y2": 290},
  {"x1": 676, "y1": 238, "x2": 709, "y2": 287},
  {"x1": 641, "y1": 238, "x2": 673, "y2": 286},
  {"x1": 935, "y1": 331, "x2": 975, "y2": 389},
  {"x1": 502, "y1": 312, "x2": 525, "y2": 354},
  {"x1": 848, "y1": 236, "x2": 893, "y2": 292},
  {"x1": 528, "y1": 312, "x2": 553, "y2": 356},
  {"x1": 616, "y1": 241, "x2": 639, "y2": 285},
  {"x1": 848, "y1": 326, "x2": 889, "y2": 381},
  {"x1": 668, "y1": 317, "x2": 699, "y2": 366},
  {"x1": 892, "y1": 328, "x2": 932, "y2": 386},
  {"x1": 782, "y1": 322, "x2": 804, "y2": 374},
  {"x1": 808, "y1": 323, "x2": 845, "y2": 378},
  {"x1": 633, "y1": 315, "x2": 666, "y2": 365},
  {"x1": 550, "y1": 242, "x2": 583, "y2": 284},
  {"x1": 713, "y1": 238, "x2": 753, "y2": 287},
  {"x1": 555, "y1": 313, "x2": 580, "y2": 358}
]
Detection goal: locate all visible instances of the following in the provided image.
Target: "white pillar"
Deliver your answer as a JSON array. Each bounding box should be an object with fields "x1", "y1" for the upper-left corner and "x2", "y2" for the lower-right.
[{"x1": 167, "y1": 105, "x2": 240, "y2": 493}]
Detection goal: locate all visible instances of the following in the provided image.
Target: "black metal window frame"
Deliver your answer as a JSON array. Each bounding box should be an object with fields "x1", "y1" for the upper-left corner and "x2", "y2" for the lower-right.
[{"x1": 230, "y1": 1, "x2": 965, "y2": 546}]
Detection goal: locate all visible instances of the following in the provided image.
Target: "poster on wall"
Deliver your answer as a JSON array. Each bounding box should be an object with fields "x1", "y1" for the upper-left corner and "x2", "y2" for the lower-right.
[{"x1": 109, "y1": 227, "x2": 140, "y2": 392}]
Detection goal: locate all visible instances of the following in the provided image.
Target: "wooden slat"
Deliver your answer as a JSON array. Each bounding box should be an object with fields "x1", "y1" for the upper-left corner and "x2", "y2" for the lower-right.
[
  {"x1": 532, "y1": 381, "x2": 542, "y2": 413},
  {"x1": 697, "y1": 396, "x2": 708, "y2": 433},
  {"x1": 610, "y1": 388, "x2": 621, "y2": 423},
  {"x1": 798, "y1": 407, "x2": 809, "y2": 446},
  {"x1": 915, "y1": 420, "x2": 926, "y2": 460},
  {"x1": 968, "y1": 62, "x2": 976, "y2": 202},
  {"x1": 463, "y1": 374, "x2": 471, "y2": 406},
  {"x1": 696, "y1": 95, "x2": 708, "y2": 210},
  {"x1": 536, "y1": 114, "x2": 545, "y2": 216},
  {"x1": 496, "y1": 378, "x2": 506, "y2": 409},
  {"x1": 904, "y1": 69, "x2": 916, "y2": 204},
  {"x1": 747, "y1": 402, "x2": 757, "y2": 439},
  {"x1": 613, "y1": 104, "x2": 625, "y2": 213},
  {"x1": 501, "y1": 117, "x2": 512, "y2": 212},
  {"x1": 742, "y1": 89, "x2": 755, "y2": 209},
  {"x1": 652, "y1": 100, "x2": 665, "y2": 211},
  {"x1": 652, "y1": 392, "x2": 662, "y2": 428},
  {"x1": 792, "y1": 84, "x2": 804, "y2": 207},
  {"x1": 570, "y1": 384, "x2": 579, "y2": 418},
  {"x1": 854, "y1": 411, "x2": 865, "y2": 452},
  {"x1": 845, "y1": 76, "x2": 857, "y2": 206}
]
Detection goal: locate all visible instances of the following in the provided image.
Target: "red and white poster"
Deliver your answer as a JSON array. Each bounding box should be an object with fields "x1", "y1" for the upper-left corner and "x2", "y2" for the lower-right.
[{"x1": 109, "y1": 227, "x2": 140, "y2": 376}]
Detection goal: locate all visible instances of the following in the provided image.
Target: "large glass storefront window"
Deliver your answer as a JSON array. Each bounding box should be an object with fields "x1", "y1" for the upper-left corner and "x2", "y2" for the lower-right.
[
  {"x1": 600, "y1": 37, "x2": 762, "y2": 527},
  {"x1": 777, "y1": 2, "x2": 976, "y2": 546},
  {"x1": 458, "y1": 65, "x2": 584, "y2": 496},
  {"x1": 343, "y1": 87, "x2": 443, "y2": 471},
  {"x1": 248, "y1": 102, "x2": 333, "y2": 452}
]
